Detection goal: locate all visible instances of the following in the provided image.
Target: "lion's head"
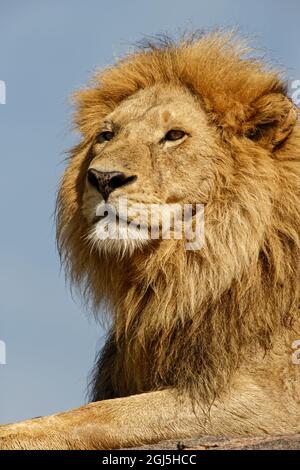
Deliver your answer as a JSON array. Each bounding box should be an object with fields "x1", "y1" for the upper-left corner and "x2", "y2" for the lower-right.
[
  {"x1": 56, "y1": 32, "x2": 300, "y2": 402},
  {"x1": 81, "y1": 84, "x2": 216, "y2": 256}
]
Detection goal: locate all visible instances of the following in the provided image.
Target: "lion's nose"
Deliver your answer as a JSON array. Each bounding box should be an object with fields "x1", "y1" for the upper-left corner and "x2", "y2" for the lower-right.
[{"x1": 87, "y1": 169, "x2": 137, "y2": 201}]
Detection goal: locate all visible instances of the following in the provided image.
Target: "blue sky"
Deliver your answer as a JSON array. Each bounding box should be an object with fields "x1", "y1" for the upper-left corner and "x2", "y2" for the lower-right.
[{"x1": 0, "y1": 0, "x2": 299, "y2": 424}]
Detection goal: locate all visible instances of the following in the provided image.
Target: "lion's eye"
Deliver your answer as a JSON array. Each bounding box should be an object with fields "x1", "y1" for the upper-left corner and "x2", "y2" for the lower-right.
[
  {"x1": 164, "y1": 129, "x2": 186, "y2": 141},
  {"x1": 96, "y1": 131, "x2": 114, "y2": 143}
]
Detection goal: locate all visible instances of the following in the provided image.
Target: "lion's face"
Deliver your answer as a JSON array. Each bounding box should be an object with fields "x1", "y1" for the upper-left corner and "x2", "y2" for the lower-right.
[{"x1": 82, "y1": 85, "x2": 218, "y2": 254}]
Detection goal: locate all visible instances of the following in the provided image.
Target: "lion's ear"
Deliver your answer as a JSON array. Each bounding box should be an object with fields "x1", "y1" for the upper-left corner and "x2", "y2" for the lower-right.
[{"x1": 246, "y1": 93, "x2": 298, "y2": 150}]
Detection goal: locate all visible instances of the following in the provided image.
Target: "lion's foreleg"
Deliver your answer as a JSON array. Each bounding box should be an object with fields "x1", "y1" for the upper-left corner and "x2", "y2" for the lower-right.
[
  {"x1": 0, "y1": 383, "x2": 298, "y2": 449},
  {"x1": 0, "y1": 390, "x2": 200, "y2": 450}
]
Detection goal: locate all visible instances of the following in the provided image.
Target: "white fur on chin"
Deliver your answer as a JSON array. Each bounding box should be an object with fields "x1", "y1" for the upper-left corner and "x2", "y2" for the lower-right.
[{"x1": 87, "y1": 217, "x2": 149, "y2": 258}]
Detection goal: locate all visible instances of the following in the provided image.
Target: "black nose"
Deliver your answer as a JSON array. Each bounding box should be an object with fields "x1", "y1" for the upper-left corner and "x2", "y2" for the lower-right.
[{"x1": 87, "y1": 169, "x2": 137, "y2": 201}]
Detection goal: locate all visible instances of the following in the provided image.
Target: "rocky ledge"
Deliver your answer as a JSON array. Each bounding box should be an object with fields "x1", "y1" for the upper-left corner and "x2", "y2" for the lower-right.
[{"x1": 129, "y1": 434, "x2": 300, "y2": 450}]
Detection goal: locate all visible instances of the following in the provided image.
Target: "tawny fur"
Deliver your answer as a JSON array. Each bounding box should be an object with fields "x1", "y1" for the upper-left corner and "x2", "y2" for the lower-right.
[{"x1": 1, "y1": 31, "x2": 300, "y2": 449}]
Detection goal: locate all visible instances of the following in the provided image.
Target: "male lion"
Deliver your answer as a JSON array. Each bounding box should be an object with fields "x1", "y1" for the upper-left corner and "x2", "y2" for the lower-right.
[{"x1": 1, "y1": 32, "x2": 300, "y2": 450}]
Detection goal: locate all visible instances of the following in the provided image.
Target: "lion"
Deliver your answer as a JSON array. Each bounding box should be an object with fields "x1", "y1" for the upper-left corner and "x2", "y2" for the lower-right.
[{"x1": 1, "y1": 32, "x2": 300, "y2": 450}]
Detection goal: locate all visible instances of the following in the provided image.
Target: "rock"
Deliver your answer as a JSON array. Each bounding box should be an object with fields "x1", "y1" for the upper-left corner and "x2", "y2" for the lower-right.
[{"x1": 128, "y1": 434, "x2": 300, "y2": 450}]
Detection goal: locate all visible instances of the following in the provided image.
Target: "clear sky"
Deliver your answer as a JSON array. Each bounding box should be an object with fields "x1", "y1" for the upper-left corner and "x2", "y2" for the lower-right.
[{"x1": 0, "y1": 0, "x2": 299, "y2": 424}]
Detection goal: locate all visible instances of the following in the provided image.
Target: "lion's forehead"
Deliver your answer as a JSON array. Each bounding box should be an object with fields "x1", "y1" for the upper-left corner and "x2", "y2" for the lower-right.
[{"x1": 105, "y1": 85, "x2": 204, "y2": 130}]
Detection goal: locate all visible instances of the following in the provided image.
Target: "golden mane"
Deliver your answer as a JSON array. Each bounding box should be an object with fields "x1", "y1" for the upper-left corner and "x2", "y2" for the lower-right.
[{"x1": 56, "y1": 32, "x2": 300, "y2": 404}]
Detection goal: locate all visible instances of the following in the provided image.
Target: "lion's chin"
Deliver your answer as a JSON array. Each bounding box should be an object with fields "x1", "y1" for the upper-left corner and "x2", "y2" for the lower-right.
[{"x1": 87, "y1": 218, "x2": 150, "y2": 258}]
